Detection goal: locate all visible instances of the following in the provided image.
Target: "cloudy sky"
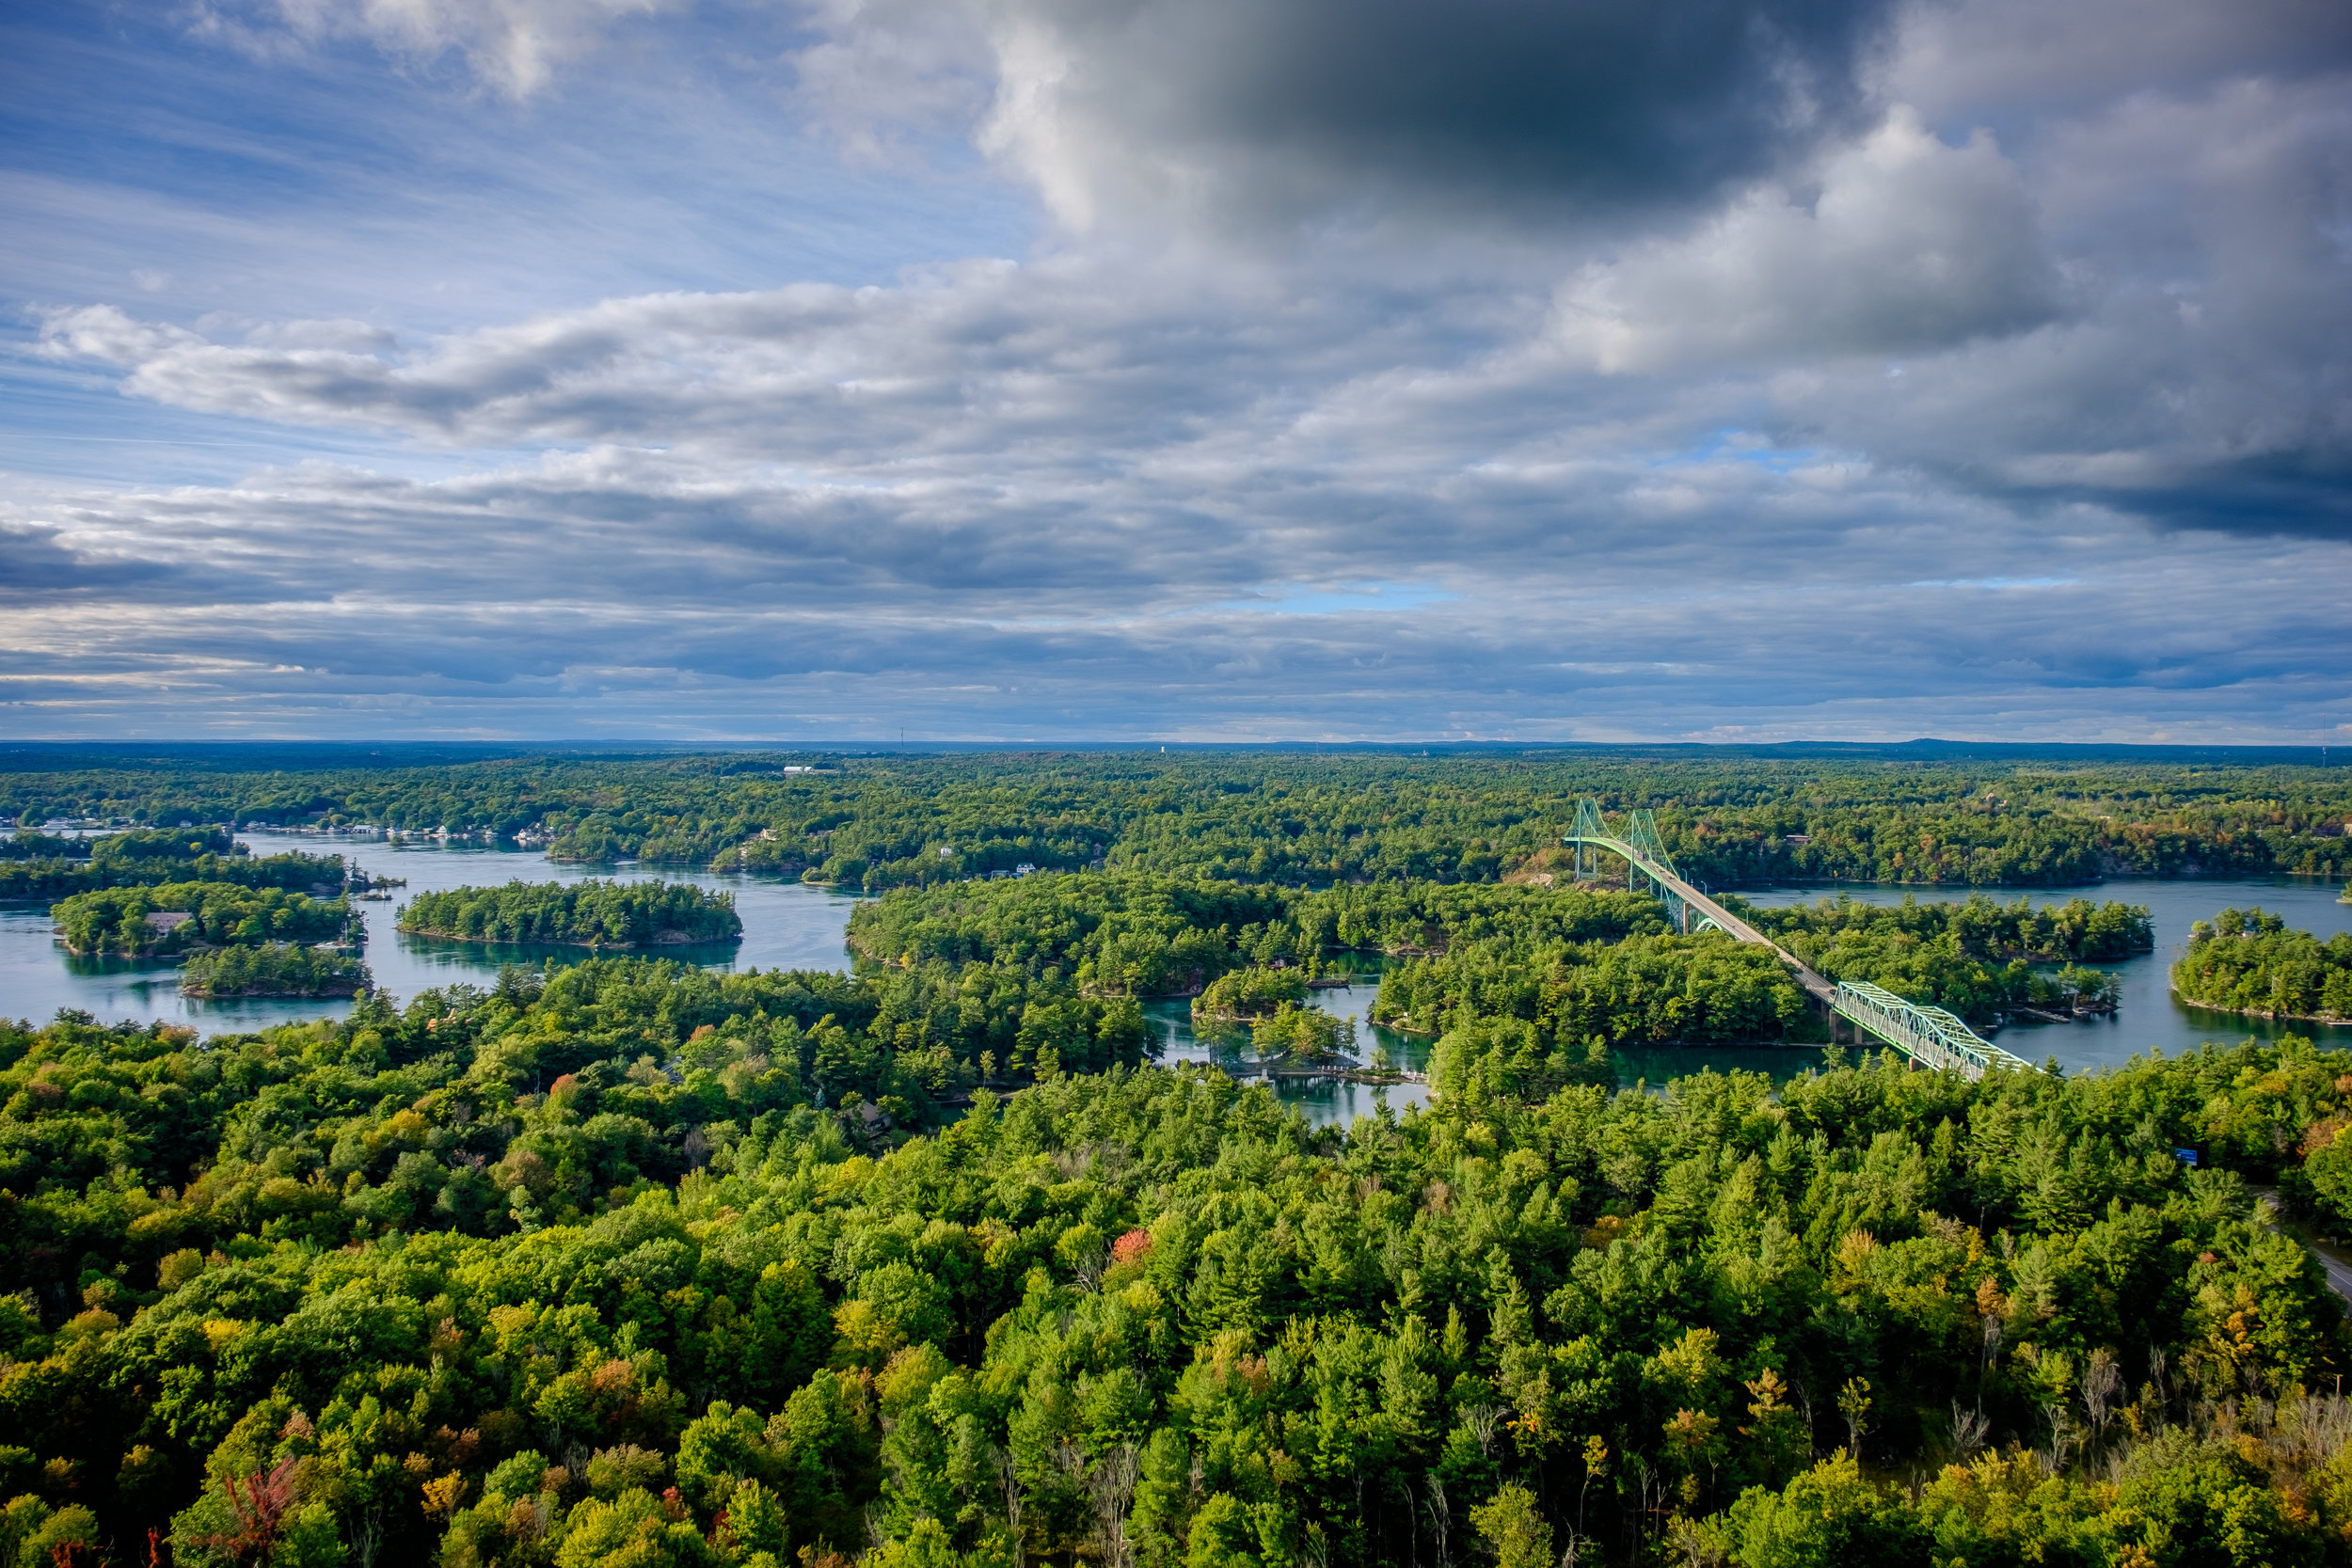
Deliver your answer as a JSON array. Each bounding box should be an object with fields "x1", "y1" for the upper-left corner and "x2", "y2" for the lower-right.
[{"x1": 2, "y1": 0, "x2": 2347, "y2": 742}]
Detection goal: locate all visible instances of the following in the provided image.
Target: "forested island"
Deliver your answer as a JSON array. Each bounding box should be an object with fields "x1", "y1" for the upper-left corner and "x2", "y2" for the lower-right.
[
  {"x1": 178, "y1": 942, "x2": 371, "y2": 998},
  {"x1": 49, "y1": 881, "x2": 351, "y2": 956},
  {"x1": 8, "y1": 744, "x2": 2352, "y2": 1566},
  {"x1": 1191, "y1": 963, "x2": 1309, "y2": 1024},
  {"x1": 398, "y1": 879, "x2": 742, "y2": 948},
  {"x1": 2171, "y1": 907, "x2": 2352, "y2": 1022},
  {"x1": 0, "y1": 824, "x2": 348, "y2": 902},
  {"x1": 1741, "y1": 894, "x2": 2151, "y2": 1023},
  {"x1": 5, "y1": 974, "x2": 2352, "y2": 1567}
]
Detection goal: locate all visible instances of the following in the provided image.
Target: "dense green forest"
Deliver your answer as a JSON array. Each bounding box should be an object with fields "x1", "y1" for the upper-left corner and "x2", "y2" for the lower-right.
[
  {"x1": 850, "y1": 874, "x2": 1301, "y2": 995},
  {"x1": 2170, "y1": 909, "x2": 2352, "y2": 1022},
  {"x1": 399, "y1": 882, "x2": 742, "y2": 950},
  {"x1": 179, "y1": 943, "x2": 372, "y2": 999},
  {"x1": 1191, "y1": 967, "x2": 1310, "y2": 1024},
  {"x1": 837, "y1": 873, "x2": 1792, "y2": 1085},
  {"x1": 6, "y1": 748, "x2": 2349, "y2": 891},
  {"x1": 1748, "y1": 895, "x2": 2154, "y2": 964},
  {"x1": 846, "y1": 874, "x2": 1666, "y2": 993},
  {"x1": 1734, "y1": 895, "x2": 2152, "y2": 1024},
  {"x1": 50, "y1": 883, "x2": 351, "y2": 956},
  {"x1": 6, "y1": 971, "x2": 2352, "y2": 1567},
  {"x1": 1375, "y1": 934, "x2": 1815, "y2": 1050},
  {"x1": 0, "y1": 827, "x2": 348, "y2": 902},
  {"x1": 11, "y1": 746, "x2": 2352, "y2": 1565}
]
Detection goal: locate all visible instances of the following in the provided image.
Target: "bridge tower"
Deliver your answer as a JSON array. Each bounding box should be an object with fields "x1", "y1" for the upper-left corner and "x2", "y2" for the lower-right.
[{"x1": 1570, "y1": 799, "x2": 1607, "y2": 880}]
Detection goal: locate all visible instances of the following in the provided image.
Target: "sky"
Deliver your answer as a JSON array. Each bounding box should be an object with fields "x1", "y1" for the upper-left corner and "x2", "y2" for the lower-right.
[{"x1": 0, "y1": 0, "x2": 2347, "y2": 744}]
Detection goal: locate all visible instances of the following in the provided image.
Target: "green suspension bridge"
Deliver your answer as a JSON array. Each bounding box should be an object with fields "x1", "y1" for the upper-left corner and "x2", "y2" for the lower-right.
[{"x1": 1563, "y1": 800, "x2": 2036, "y2": 1081}]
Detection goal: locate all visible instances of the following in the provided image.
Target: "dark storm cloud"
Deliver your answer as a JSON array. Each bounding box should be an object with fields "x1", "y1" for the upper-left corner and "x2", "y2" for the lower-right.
[
  {"x1": 1885, "y1": 0, "x2": 2352, "y2": 122},
  {"x1": 964, "y1": 0, "x2": 1897, "y2": 223},
  {"x1": 5, "y1": 0, "x2": 2350, "y2": 739}
]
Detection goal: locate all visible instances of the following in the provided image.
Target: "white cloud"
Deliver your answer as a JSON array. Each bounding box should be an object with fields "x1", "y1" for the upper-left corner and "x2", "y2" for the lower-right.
[
  {"x1": 6, "y1": 0, "x2": 2348, "y2": 738},
  {"x1": 1550, "y1": 110, "x2": 2058, "y2": 372}
]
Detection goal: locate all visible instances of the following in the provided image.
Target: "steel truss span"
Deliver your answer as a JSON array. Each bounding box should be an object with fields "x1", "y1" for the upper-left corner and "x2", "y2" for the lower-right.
[
  {"x1": 1561, "y1": 800, "x2": 2036, "y2": 1081},
  {"x1": 1829, "y1": 980, "x2": 2037, "y2": 1081}
]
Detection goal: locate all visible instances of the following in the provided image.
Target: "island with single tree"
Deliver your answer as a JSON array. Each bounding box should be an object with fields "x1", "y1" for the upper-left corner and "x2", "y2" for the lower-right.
[{"x1": 398, "y1": 878, "x2": 742, "y2": 948}]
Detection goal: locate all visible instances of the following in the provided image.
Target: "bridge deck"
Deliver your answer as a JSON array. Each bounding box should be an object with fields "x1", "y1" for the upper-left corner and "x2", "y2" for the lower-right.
[
  {"x1": 1565, "y1": 833, "x2": 1837, "y2": 1002},
  {"x1": 1564, "y1": 828, "x2": 2029, "y2": 1078}
]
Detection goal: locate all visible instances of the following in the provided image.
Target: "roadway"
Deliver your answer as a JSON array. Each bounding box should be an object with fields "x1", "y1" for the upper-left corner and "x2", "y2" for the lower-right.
[
  {"x1": 2253, "y1": 1186, "x2": 2352, "y2": 1309},
  {"x1": 1566, "y1": 832, "x2": 1839, "y2": 1004}
]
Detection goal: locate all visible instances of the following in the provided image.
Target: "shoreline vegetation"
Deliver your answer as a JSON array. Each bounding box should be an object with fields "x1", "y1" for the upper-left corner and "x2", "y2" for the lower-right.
[
  {"x1": 48, "y1": 879, "x2": 351, "y2": 957},
  {"x1": 2170, "y1": 906, "x2": 2352, "y2": 1023},
  {"x1": 1189, "y1": 962, "x2": 1310, "y2": 1024},
  {"x1": 1739, "y1": 893, "x2": 2149, "y2": 1026},
  {"x1": 396, "y1": 879, "x2": 742, "y2": 949},
  {"x1": 8, "y1": 750, "x2": 2351, "y2": 893},
  {"x1": 8, "y1": 750, "x2": 2352, "y2": 1565},
  {"x1": 176, "y1": 941, "x2": 369, "y2": 997},
  {"x1": 3, "y1": 824, "x2": 349, "y2": 901}
]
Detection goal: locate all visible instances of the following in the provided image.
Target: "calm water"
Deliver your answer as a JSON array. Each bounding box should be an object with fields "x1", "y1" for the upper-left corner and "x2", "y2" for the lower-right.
[
  {"x1": 8, "y1": 842, "x2": 2345, "y2": 1119},
  {"x1": 1148, "y1": 981, "x2": 1438, "y2": 1125},
  {"x1": 0, "y1": 832, "x2": 1406, "y2": 1127},
  {"x1": 0, "y1": 830, "x2": 866, "y2": 1031},
  {"x1": 1738, "y1": 875, "x2": 2352, "y2": 1074}
]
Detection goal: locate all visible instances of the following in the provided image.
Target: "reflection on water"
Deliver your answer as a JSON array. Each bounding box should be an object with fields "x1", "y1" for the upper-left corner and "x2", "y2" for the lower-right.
[
  {"x1": 8, "y1": 837, "x2": 2350, "y2": 1124},
  {"x1": 1144, "y1": 984, "x2": 1437, "y2": 1129},
  {"x1": 1739, "y1": 874, "x2": 2352, "y2": 1074},
  {"x1": 0, "y1": 830, "x2": 866, "y2": 1031},
  {"x1": 59, "y1": 947, "x2": 188, "y2": 981},
  {"x1": 393, "y1": 931, "x2": 753, "y2": 977}
]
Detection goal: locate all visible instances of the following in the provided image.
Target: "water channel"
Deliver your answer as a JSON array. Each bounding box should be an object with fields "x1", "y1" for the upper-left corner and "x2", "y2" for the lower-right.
[
  {"x1": 2, "y1": 829, "x2": 2345, "y2": 1125},
  {"x1": 1738, "y1": 874, "x2": 2352, "y2": 1073},
  {"x1": 0, "y1": 830, "x2": 1430, "y2": 1128}
]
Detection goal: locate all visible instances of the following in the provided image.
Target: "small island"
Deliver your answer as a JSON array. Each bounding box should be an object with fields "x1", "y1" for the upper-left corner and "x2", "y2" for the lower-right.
[
  {"x1": 2171, "y1": 906, "x2": 2352, "y2": 1022},
  {"x1": 1189, "y1": 962, "x2": 1309, "y2": 1025},
  {"x1": 1245, "y1": 1000, "x2": 1359, "y2": 1067},
  {"x1": 179, "y1": 942, "x2": 371, "y2": 997},
  {"x1": 398, "y1": 879, "x2": 742, "y2": 948},
  {"x1": 51, "y1": 880, "x2": 351, "y2": 956}
]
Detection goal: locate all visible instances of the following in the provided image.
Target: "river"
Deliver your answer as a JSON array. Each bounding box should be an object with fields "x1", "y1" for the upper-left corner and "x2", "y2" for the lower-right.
[
  {"x1": 0, "y1": 830, "x2": 1425, "y2": 1127},
  {"x1": 0, "y1": 830, "x2": 865, "y2": 1031},
  {"x1": 3, "y1": 836, "x2": 2344, "y2": 1119},
  {"x1": 1723, "y1": 873, "x2": 2352, "y2": 1078}
]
